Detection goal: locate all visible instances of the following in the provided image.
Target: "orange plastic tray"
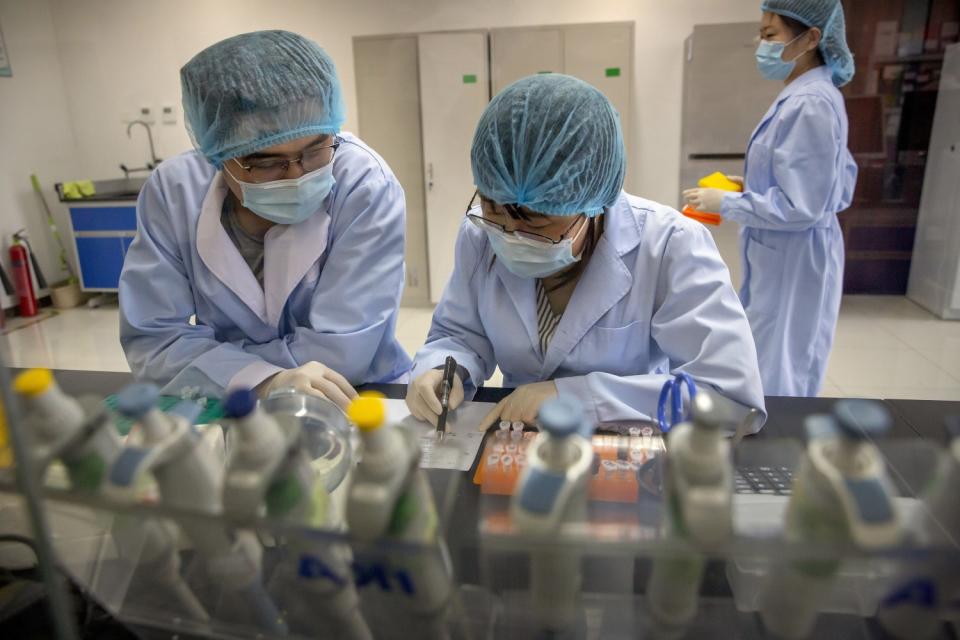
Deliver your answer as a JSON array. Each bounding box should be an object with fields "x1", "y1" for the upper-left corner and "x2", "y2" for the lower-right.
[{"x1": 473, "y1": 431, "x2": 663, "y2": 503}]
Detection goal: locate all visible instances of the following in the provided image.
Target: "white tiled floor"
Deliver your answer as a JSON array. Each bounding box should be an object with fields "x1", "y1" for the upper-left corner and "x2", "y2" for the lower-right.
[
  {"x1": 1, "y1": 308, "x2": 129, "y2": 372},
  {"x1": 818, "y1": 296, "x2": 960, "y2": 400},
  {"x1": 2, "y1": 296, "x2": 959, "y2": 400}
]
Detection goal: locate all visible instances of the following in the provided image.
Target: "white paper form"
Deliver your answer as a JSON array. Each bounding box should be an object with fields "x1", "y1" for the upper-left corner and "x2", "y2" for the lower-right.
[{"x1": 384, "y1": 399, "x2": 493, "y2": 471}]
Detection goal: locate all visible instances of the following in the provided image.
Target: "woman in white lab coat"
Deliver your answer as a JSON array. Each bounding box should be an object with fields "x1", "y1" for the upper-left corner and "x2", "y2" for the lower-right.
[
  {"x1": 684, "y1": 0, "x2": 857, "y2": 397},
  {"x1": 119, "y1": 31, "x2": 411, "y2": 405},
  {"x1": 406, "y1": 74, "x2": 766, "y2": 431}
]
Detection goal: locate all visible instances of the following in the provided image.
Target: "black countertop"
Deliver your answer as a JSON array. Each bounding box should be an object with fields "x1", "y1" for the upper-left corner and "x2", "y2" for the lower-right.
[{"x1": 887, "y1": 398, "x2": 960, "y2": 444}]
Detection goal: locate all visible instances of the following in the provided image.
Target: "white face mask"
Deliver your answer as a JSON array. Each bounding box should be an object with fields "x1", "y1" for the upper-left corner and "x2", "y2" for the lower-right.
[
  {"x1": 225, "y1": 163, "x2": 335, "y2": 225},
  {"x1": 483, "y1": 217, "x2": 588, "y2": 279}
]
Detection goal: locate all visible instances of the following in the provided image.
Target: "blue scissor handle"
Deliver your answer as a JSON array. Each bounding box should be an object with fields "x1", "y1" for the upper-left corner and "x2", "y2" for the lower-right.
[{"x1": 657, "y1": 373, "x2": 697, "y2": 433}]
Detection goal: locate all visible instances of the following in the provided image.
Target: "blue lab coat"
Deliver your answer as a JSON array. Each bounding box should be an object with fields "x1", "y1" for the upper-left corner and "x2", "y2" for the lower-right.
[
  {"x1": 119, "y1": 133, "x2": 412, "y2": 397},
  {"x1": 721, "y1": 66, "x2": 857, "y2": 397},
  {"x1": 412, "y1": 193, "x2": 767, "y2": 431}
]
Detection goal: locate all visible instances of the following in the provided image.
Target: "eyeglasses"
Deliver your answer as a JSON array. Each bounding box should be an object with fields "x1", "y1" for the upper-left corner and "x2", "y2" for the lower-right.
[
  {"x1": 234, "y1": 136, "x2": 342, "y2": 182},
  {"x1": 465, "y1": 191, "x2": 584, "y2": 245}
]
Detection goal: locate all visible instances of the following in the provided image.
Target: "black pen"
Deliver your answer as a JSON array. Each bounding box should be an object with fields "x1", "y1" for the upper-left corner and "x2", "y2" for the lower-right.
[{"x1": 436, "y1": 356, "x2": 457, "y2": 442}]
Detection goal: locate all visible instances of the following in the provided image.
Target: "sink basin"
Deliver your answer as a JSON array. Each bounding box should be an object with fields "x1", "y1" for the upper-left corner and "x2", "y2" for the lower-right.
[{"x1": 91, "y1": 177, "x2": 148, "y2": 197}]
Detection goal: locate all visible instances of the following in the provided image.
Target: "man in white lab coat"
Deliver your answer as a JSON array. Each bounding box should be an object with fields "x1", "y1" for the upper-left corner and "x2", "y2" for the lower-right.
[{"x1": 119, "y1": 30, "x2": 411, "y2": 406}]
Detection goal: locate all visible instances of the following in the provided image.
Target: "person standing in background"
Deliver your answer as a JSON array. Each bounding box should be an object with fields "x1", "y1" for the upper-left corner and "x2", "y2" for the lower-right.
[{"x1": 684, "y1": 0, "x2": 857, "y2": 397}]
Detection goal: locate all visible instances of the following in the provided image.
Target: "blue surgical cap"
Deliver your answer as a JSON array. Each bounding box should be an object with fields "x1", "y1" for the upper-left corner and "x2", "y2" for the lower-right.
[
  {"x1": 762, "y1": 0, "x2": 855, "y2": 87},
  {"x1": 181, "y1": 30, "x2": 346, "y2": 168},
  {"x1": 471, "y1": 74, "x2": 626, "y2": 217}
]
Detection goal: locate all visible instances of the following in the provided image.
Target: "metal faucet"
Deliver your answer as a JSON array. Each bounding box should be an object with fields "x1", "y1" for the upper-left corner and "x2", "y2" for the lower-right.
[{"x1": 123, "y1": 120, "x2": 162, "y2": 177}]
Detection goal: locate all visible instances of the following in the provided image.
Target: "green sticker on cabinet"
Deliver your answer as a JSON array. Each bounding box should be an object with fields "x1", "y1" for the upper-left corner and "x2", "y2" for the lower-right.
[
  {"x1": 463, "y1": 74, "x2": 477, "y2": 84},
  {"x1": 605, "y1": 67, "x2": 621, "y2": 78}
]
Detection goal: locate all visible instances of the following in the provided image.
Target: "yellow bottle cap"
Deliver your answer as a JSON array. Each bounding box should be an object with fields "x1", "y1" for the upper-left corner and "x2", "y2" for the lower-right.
[
  {"x1": 13, "y1": 369, "x2": 54, "y2": 397},
  {"x1": 347, "y1": 394, "x2": 386, "y2": 432}
]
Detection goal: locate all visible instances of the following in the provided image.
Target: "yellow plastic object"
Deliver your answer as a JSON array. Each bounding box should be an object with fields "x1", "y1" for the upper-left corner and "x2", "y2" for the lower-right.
[
  {"x1": 61, "y1": 180, "x2": 96, "y2": 200},
  {"x1": 698, "y1": 172, "x2": 742, "y2": 193},
  {"x1": 347, "y1": 394, "x2": 386, "y2": 432},
  {"x1": 13, "y1": 368, "x2": 54, "y2": 397},
  {"x1": 0, "y1": 399, "x2": 10, "y2": 468}
]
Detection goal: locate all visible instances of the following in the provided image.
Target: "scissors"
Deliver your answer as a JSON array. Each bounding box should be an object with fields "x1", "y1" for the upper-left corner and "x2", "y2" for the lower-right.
[{"x1": 657, "y1": 372, "x2": 697, "y2": 433}]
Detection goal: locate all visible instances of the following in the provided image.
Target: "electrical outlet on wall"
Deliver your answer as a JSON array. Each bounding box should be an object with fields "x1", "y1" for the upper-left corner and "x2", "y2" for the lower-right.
[
  {"x1": 161, "y1": 103, "x2": 177, "y2": 125},
  {"x1": 137, "y1": 104, "x2": 155, "y2": 124}
]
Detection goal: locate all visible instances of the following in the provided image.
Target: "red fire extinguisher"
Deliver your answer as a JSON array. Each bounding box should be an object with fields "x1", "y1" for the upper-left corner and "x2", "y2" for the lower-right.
[{"x1": 10, "y1": 241, "x2": 38, "y2": 318}]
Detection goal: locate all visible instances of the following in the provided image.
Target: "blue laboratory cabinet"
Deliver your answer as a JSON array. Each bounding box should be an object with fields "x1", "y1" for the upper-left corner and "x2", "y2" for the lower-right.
[{"x1": 67, "y1": 204, "x2": 137, "y2": 291}]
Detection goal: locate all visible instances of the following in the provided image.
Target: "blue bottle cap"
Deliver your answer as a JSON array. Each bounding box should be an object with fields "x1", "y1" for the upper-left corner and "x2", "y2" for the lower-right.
[
  {"x1": 224, "y1": 388, "x2": 258, "y2": 419},
  {"x1": 804, "y1": 414, "x2": 839, "y2": 441},
  {"x1": 537, "y1": 397, "x2": 584, "y2": 439},
  {"x1": 833, "y1": 399, "x2": 892, "y2": 440},
  {"x1": 115, "y1": 383, "x2": 161, "y2": 418}
]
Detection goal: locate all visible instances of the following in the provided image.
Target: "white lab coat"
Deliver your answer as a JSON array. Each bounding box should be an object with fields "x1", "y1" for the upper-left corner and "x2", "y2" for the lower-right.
[
  {"x1": 119, "y1": 133, "x2": 412, "y2": 397},
  {"x1": 412, "y1": 193, "x2": 767, "y2": 430},
  {"x1": 721, "y1": 66, "x2": 857, "y2": 397}
]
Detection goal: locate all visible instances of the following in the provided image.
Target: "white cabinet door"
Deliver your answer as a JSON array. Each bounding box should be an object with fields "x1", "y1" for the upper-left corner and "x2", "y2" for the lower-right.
[
  {"x1": 681, "y1": 23, "x2": 777, "y2": 157},
  {"x1": 679, "y1": 23, "x2": 781, "y2": 287},
  {"x1": 418, "y1": 32, "x2": 490, "y2": 303},
  {"x1": 562, "y1": 23, "x2": 633, "y2": 139},
  {"x1": 354, "y1": 36, "x2": 429, "y2": 305},
  {"x1": 490, "y1": 28, "x2": 563, "y2": 95},
  {"x1": 908, "y1": 43, "x2": 960, "y2": 318}
]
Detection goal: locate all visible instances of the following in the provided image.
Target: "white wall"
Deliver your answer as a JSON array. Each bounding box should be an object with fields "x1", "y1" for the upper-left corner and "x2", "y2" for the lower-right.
[
  {"x1": 0, "y1": 0, "x2": 82, "y2": 309},
  {"x1": 45, "y1": 0, "x2": 763, "y2": 205}
]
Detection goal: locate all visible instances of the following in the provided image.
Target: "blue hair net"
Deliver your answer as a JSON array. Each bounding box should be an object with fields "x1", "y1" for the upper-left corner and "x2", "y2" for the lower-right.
[
  {"x1": 762, "y1": 0, "x2": 855, "y2": 87},
  {"x1": 181, "y1": 30, "x2": 346, "y2": 168},
  {"x1": 471, "y1": 74, "x2": 625, "y2": 217}
]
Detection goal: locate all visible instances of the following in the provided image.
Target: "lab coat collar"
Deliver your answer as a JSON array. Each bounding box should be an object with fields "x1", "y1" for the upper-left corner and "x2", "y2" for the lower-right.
[
  {"x1": 494, "y1": 262, "x2": 541, "y2": 361},
  {"x1": 604, "y1": 193, "x2": 645, "y2": 256},
  {"x1": 196, "y1": 173, "x2": 266, "y2": 321},
  {"x1": 783, "y1": 65, "x2": 833, "y2": 94},
  {"x1": 748, "y1": 65, "x2": 833, "y2": 148},
  {"x1": 262, "y1": 208, "x2": 330, "y2": 328},
  {"x1": 492, "y1": 194, "x2": 642, "y2": 367},
  {"x1": 541, "y1": 196, "x2": 638, "y2": 379},
  {"x1": 196, "y1": 173, "x2": 330, "y2": 328}
]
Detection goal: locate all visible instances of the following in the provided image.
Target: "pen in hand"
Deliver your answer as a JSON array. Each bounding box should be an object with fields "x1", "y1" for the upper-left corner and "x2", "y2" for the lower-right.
[{"x1": 436, "y1": 356, "x2": 457, "y2": 442}]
